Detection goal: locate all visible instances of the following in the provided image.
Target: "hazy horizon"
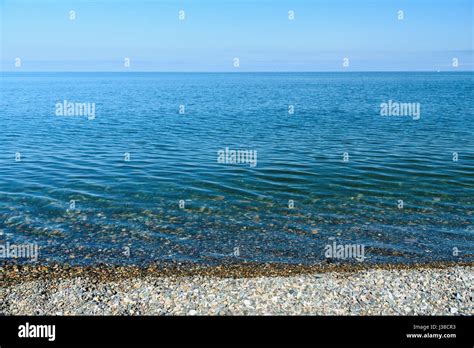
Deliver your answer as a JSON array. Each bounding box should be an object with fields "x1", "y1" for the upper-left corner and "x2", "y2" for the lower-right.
[
  {"x1": 2, "y1": 70, "x2": 474, "y2": 73},
  {"x1": 1, "y1": 0, "x2": 473, "y2": 72}
]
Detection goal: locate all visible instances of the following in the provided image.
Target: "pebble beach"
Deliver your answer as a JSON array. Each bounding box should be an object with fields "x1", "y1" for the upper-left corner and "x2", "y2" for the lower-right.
[{"x1": 1, "y1": 263, "x2": 472, "y2": 315}]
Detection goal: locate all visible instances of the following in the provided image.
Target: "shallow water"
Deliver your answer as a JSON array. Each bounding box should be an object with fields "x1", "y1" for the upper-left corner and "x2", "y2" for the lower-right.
[{"x1": 0, "y1": 72, "x2": 473, "y2": 265}]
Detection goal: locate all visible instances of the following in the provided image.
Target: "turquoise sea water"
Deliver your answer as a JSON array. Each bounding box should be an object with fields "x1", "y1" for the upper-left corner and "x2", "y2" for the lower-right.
[{"x1": 0, "y1": 72, "x2": 473, "y2": 265}]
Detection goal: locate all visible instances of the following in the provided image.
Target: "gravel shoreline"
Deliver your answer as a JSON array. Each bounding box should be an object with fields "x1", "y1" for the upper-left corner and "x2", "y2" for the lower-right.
[{"x1": 1, "y1": 263, "x2": 472, "y2": 315}]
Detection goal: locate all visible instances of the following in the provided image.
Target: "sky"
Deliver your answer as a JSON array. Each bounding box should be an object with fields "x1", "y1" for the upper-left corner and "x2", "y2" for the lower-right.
[{"x1": 1, "y1": 0, "x2": 473, "y2": 71}]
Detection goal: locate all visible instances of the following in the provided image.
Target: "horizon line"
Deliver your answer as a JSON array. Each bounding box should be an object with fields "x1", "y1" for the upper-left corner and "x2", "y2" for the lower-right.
[{"x1": 1, "y1": 70, "x2": 473, "y2": 73}]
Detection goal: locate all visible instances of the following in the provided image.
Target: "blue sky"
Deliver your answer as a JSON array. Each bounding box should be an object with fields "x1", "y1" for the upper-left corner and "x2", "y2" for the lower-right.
[{"x1": 1, "y1": 0, "x2": 473, "y2": 71}]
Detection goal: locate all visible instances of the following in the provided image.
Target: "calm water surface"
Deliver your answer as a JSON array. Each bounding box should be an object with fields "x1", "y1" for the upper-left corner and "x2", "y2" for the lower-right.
[{"x1": 0, "y1": 72, "x2": 473, "y2": 265}]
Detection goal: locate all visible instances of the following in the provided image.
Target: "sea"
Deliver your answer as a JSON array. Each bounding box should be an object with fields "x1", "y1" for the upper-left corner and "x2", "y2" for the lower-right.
[{"x1": 0, "y1": 72, "x2": 473, "y2": 266}]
